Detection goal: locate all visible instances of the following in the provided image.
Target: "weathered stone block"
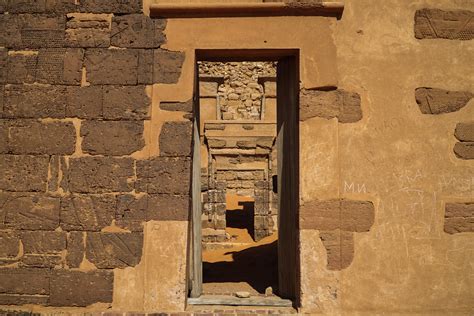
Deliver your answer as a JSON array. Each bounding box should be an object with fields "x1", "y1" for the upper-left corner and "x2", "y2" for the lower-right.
[
  {"x1": 300, "y1": 89, "x2": 362, "y2": 123},
  {"x1": 207, "y1": 139, "x2": 227, "y2": 148},
  {"x1": 0, "y1": 232, "x2": 19, "y2": 259},
  {"x1": 454, "y1": 122, "x2": 474, "y2": 142},
  {"x1": 320, "y1": 230, "x2": 354, "y2": 270},
  {"x1": 111, "y1": 14, "x2": 165, "y2": 48},
  {"x1": 0, "y1": 268, "x2": 50, "y2": 296},
  {"x1": 8, "y1": 0, "x2": 79, "y2": 14},
  {"x1": 7, "y1": 52, "x2": 38, "y2": 84},
  {"x1": 65, "y1": 13, "x2": 110, "y2": 48},
  {"x1": 0, "y1": 192, "x2": 60, "y2": 230},
  {"x1": 37, "y1": 48, "x2": 84, "y2": 85},
  {"x1": 444, "y1": 202, "x2": 474, "y2": 234},
  {"x1": 60, "y1": 194, "x2": 115, "y2": 231},
  {"x1": 0, "y1": 155, "x2": 49, "y2": 192},
  {"x1": 0, "y1": 121, "x2": 8, "y2": 153},
  {"x1": 137, "y1": 49, "x2": 154, "y2": 84},
  {"x1": 80, "y1": 0, "x2": 142, "y2": 14},
  {"x1": 415, "y1": 88, "x2": 473, "y2": 114},
  {"x1": 3, "y1": 85, "x2": 67, "y2": 118},
  {"x1": 208, "y1": 190, "x2": 226, "y2": 203},
  {"x1": 147, "y1": 194, "x2": 190, "y2": 221},
  {"x1": 20, "y1": 231, "x2": 66, "y2": 267},
  {"x1": 66, "y1": 157, "x2": 134, "y2": 193},
  {"x1": 85, "y1": 48, "x2": 139, "y2": 85},
  {"x1": 50, "y1": 270, "x2": 113, "y2": 307},
  {"x1": 81, "y1": 120, "x2": 145, "y2": 155},
  {"x1": 160, "y1": 121, "x2": 192, "y2": 157},
  {"x1": 66, "y1": 86, "x2": 103, "y2": 118},
  {"x1": 454, "y1": 142, "x2": 474, "y2": 159},
  {"x1": 0, "y1": 49, "x2": 7, "y2": 83},
  {"x1": 103, "y1": 85, "x2": 150, "y2": 120},
  {"x1": 264, "y1": 81, "x2": 277, "y2": 97},
  {"x1": 415, "y1": 9, "x2": 474, "y2": 40},
  {"x1": 116, "y1": 194, "x2": 147, "y2": 231},
  {"x1": 160, "y1": 99, "x2": 193, "y2": 112},
  {"x1": 153, "y1": 49, "x2": 185, "y2": 84},
  {"x1": 66, "y1": 231, "x2": 84, "y2": 268},
  {"x1": 136, "y1": 157, "x2": 190, "y2": 195},
  {"x1": 8, "y1": 120, "x2": 75, "y2": 155},
  {"x1": 340, "y1": 200, "x2": 375, "y2": 232},
  {"x1": 86, "y1": 232, "x2": 143, "y2": 268}
]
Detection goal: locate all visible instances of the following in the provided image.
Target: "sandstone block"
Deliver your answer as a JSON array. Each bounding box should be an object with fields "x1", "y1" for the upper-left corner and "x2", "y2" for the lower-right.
[
  {"x1": 415, "y1": 88, "x2": 473, "y2": 114},
  {"x1": 153, "y1": 49, "x2": 185, "y2": 84},
  {"x1": 147, "y1": 194, "x2": 190, "y2": 221},
  {"x1": 0, "y1": 49, "x2": 8, "y2": 83},
  {"x1": 300, "y1": 89, "x2": 362, "y2": 123},
  {"x1": 340, "y1": 200, "x2": 375, "y2": 232},
  {"x1": 111, "y1": 14, "x2": 165, "y2": 48},
  {"x1": 65, "y1": 13, "x2": 110, "y2": 48},
  {"x1": 103, "y1": 85, "x2": 150, "y2": 120},
  {"x1": 8, "y1": 120, "x2": 75, "y2": 155},
  {"x1": 7, "y1": 52, "x2": 37, "y2": 84},
  {"x1": 0, "y1": 192, "x2": 60, "y2": 230},
  {"x1": 66, "y1": 86, "x2": 103, "y2": 119},
  {"x1": 137, "y1": 49, "x2": 154, "y2": 84},
  {"x1": 116, "y1": 194, "x2": 147, "y2": 232},
  {"x1": 454, "y1": 142, "x2": 474, "y2": 159},
  {"x1": 160, "y1": 121, "x2": 192, "y2": 157},
  {"x1": 136, "y1": 158, "x2": 190, "y2": 194},
  {"x1": 264, "y1": 81, "x2": 277, "y2": 97},
  {"x1": 66, "y1": 157, "x2": 134, "y2": 193},
  {"x1": 60, "y1": 194, "x2": 115, "y2": 231},
  {"x1": 86, "y1": 232, "x2": 143, "y2": 268},
  {"x1": 20, "y1": 231, "x2": 66, "y2": 267},
  {"x1": 0, "y1": 268, "x2": 50, "y2": 296},
  {"x1": 3, "y1": 85, "x2": 67, "y2": 118},
  {"x1": 0, "y1": 232, "x2": 19, "y2": 259},
  {"x1": 66, "y1": 231, "x2": 84, "y2": 268},
  {"x1": 80, "y1": 0, "x2": 142, "y2": 14},
  {"x1": 50, "y1": 270, "x2": 113, "y2": 307},
  {"x1": 85, "y1": 48, "x2": 139, "y2": 85},
  {"x1": 81, "y1": 120, "x2": 145, "y2": 156},
  {"x1": 0, "y1": 121, "x2": 8, "y2": 153},
  {"x1": 0, "y1": 155, "x2": 49, "y2": 192},
  {"x1": 200, "y1": 81, "x2": 218, "y2": 97},
  {"x1": 445, "y1": 202, "x2": 474, "y2": 234},
  {"x1": 454, "y1": 122, "x2": 474, "y2": 142},
  {"x1": 37, "y1": 48, "x2": 84, "y2": 85},
  {"x1": 160, "y1": 99, "x2": 193, "y2": 112},
  {"x1": 8, "y1": 0, "x2": 79, "y2": 14},
  {"x1": 415, "y1": 9, "x2": 474, "y2": 40},
  {"x1": 320, "y1": 230, "x2": 354, "y2": 270}
]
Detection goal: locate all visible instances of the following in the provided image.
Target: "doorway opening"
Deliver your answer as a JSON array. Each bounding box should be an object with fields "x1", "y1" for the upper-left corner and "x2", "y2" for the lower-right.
[{"x1": 189, "y1": 50, "x2": 300, "y2": 307}]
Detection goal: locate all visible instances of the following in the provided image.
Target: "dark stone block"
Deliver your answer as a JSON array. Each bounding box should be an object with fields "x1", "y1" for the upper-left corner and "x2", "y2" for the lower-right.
[
  {"x1": 66, "y1": 86, "x2": 103, "y2": 119},
  {"x1": 20, "y1": 231, "x2": 66, "y2": 267},
  {"x1": 86, "y1": 232, "x2": 143, "y2": 268},
  {"x1": 159, "y1": 121, "x2": 192, "y2": 157},
  {"x1": 116, "y1": 194, "x2": 147, "y2": 232},
  {"x1": 103, "y1": 86, "x2": 151, "y2": 120},
  {"x1": 7, "y1": 53, "x2": 38, "y2": 84},
  {"x1": 153, "y1": 49, "x2": 185, "y2": 84},
  {"x1": 0, "y1": 49, "x2": 7, "y2": 83},
  {"x1": 85, "y1": 48, "x2": 139, "y2": 85},
  {"x1": 320, "y1": 230, "x2": 354, "y2": 270},
  {"x1": 136, "y1": 157, "x2": 190, "y2": 195},
  {"x1": 80, "y1": 0, "x2": 142, "y2": 14},
  {"x1": 444, "y1": 202, "x2": 474, "y2": 234},
  {"x1": 147, "y1": 194, "x2": 190, "y2": 221},
  {"x1": 65, "y1": 14, "x2": 110, "y2": 48},
  {"x1": 454, "y1": 142, "x2": 474, "y2": 159},
  {"x1": 0, "y1": 155, "x2": 49, "y2": 192},
  {"x1": 0, "y1": 268, "x2": 50, "y2": 295},
  {"x1": 160, "y1": 99, "x2": 193, "y2": 112},
  {"x1": 66, "y1": 231, "x2": 84, "y2": 268},
  {"x1": 111, "y1": 14, "x2": 165, "y2": 48},
  {"x1": 415, "y1": 87, "x2": 473, "y2": 114},
  {"x1": 454, "y1": 122, "x2": 474, "y2": 142},
  {"x1": 0, "y1": 232, "x2": 19, "y2": 259},
  {"x1": 36, "y1": 48, "x2": 84, "y2": 85}
]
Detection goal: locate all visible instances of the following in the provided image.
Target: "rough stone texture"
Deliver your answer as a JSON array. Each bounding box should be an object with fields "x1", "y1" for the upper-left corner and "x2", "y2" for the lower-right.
[
  {"x1": 103, "y1": 85, "x2": 151, "y2": 120},
  {"x1": 81, "y1": 120, "x2": 145, "y2": 155},
  {"x1": 0, "y1": 155, "x2": 49, "y2": 192},
  {"x1": 111, "y1": 15, "x2": 166, "y2": 48},
  {"x1": 136, "y1": 158, "x2": 190, "y2": 195},
  {"x1": 0, "y1": 193, "x2": 60, "y2": 230},
  {"x1": 319, "y1": 230, "x2": 354, "y2": 270},
  {"x1": 20, "y1": 231, "x2": 66, "y2": 267},
  {"x1": 7, "y1": 120, "x2": 75, "y2": 155},
  {"x1": 153, "y1": 49, "x2": 185, "y2": 84},
  {"x1": 0, "y1": 232, "x2": 19, "y2": 258},
  {"x1": 454, "y1": 122, "x2": 474, "y2": 142},
  {"x1": 454, "y1": 142, "x2": 474, "y2": 159},
  {"x1": 66, "y1": 231, "x2": 84, "y2": 268},
  {"x1": 300, "y1": 89, "x2": 362, "y2": 122},
  {"x1": 85, "y1": 48, "x2": 139, "y2": 85},
  {"x1": 159, "y1": 121, "x2": 192, "y2": 157},
  {"x1": 415, "y1": 88, "x2": 473, "y2": 114},
  {"x1": 49, "y1": 270, "x2": 113, "y2": 307},
  {"x1": 415, "y1": 9, "x2": 474, "y2": 40},
  {"x1": 0, "y1": 268, "x2": 50, "y2": 304},
  {"x1": 5, "y1": 0, "x2": 79, "y2": 14},
  {"x1": 6, "y1": 52, "x2": 38, "y2": 84},
  {"x1": 116, "y1": 194, "x2": 147, "y2": 231},
  {"x1": 0, "y1": 49, "x2": 7, "y2": 83},
  {"x1": 3, "y1": 85, "x2": 67, "y2": 118},
  {"x1": 60, "y1": 194, "x2": 115, "y2": 231},
  {"x1": 147, "y1": 194, "x2": 190, "y2": 221},
  {"x1": 300, "y1": 199, "x2": 375, "y2": 232},
  {"x1": 444, "y1": 203, "x2": 474, "y2": 234},
  {"x1": 65, "y1": 13, "x2": 110, "y2": 48},
  {"x1": 66, "y1": 85, "x2": 103, "y2": 118},
  {"x1": 65, "y1": 157, "x2": 134, "y2": 193},
  {"x1": 160, "y1": 99, "x2": 193, "y2": 112},
  {"x1": 36, "y1": 48, "x2": 84, "y2": 85},
  {"x1": 86, "y1": 232, "x2": 143, "y2": 268},
  {"x1": 80, "y1": 0, "x2": 142, "y2": 14}
]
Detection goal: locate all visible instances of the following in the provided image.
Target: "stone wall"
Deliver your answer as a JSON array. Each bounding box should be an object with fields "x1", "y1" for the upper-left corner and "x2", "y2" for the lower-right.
[{"x1": 0, "y1": 0, "x2": 189, "y2": 308}]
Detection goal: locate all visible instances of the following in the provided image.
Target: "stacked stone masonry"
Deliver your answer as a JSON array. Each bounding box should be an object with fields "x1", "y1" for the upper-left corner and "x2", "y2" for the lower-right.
[{"x1": 0, "y1": 0, "x2": 188, "y2": 308}]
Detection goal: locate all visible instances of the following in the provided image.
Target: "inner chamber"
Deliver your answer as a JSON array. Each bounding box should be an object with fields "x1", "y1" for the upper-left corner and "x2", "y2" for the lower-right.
[{"x1": 198, "y1": 61, "x2": 279, "y2": 296}]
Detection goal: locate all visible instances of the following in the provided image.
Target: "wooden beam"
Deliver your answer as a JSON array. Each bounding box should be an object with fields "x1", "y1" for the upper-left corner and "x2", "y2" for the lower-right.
[{"x1": 150, "y1": 2, "x2": 344, "y2": 18}]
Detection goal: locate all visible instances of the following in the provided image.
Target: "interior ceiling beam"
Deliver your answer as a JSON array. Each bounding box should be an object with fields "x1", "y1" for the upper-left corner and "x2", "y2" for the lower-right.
[{"x1": 149, "y1": 2, "x2": 344, "y2": 18}]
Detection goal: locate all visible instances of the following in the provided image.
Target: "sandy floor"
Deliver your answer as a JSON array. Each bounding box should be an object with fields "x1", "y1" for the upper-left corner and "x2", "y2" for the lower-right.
[{"x1": 202, "y1": 194, "x2": 278, "y2": 296}]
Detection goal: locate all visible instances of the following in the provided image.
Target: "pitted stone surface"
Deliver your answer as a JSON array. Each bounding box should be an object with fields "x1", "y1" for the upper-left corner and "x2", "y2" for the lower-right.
[
  {"x1": 66, "y1": 231, "x2": 84, "y2": 268},
  {"x1": 103, "y1": 85, "x2": 150, "y2": 120},
  {"x1": 66, "y1": 85, "x2": 103, "y2": 118},
  {"x1": 455, "y1": 122, "x2": 474, "y2": 142},
  {"x1": 0, "y1": 155, "x2": 49, "y2": 192},
  {"x1": 60, "y1": 194, "x2": 115, "y2": 231},
  {"x1": 153, "y1": 49, "x2": 185, "y2": 84},
  {"x1": 147, "y1": 194, "x2": 190, "y2": 221},
  {"x1": 415, "y1": 88, "x2": 473, "y2": 114},
  {"x1": 454, "y1": 142, "x2": 474, "y2": 159},
  {"x1": 136, "y1": 158, "x2": 191, "y2": 195},
  {"x1": 116, "y1": 194, "x2": 147, "y2": 232},
  {"x1": 85, "y1": 48, "x2": 139, "y2": 85},
  {"x1": 160, "y1": 121, "x2": 193, "y2": 157},
  {"x1": 111, "y1": 14, "x2": 166, "y2": 48}
]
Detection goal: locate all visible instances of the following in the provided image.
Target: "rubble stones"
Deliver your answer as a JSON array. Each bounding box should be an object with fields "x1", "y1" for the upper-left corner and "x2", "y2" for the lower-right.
[{"x1": 415, "y1": 88, "x2": 473, "y2": 114}]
